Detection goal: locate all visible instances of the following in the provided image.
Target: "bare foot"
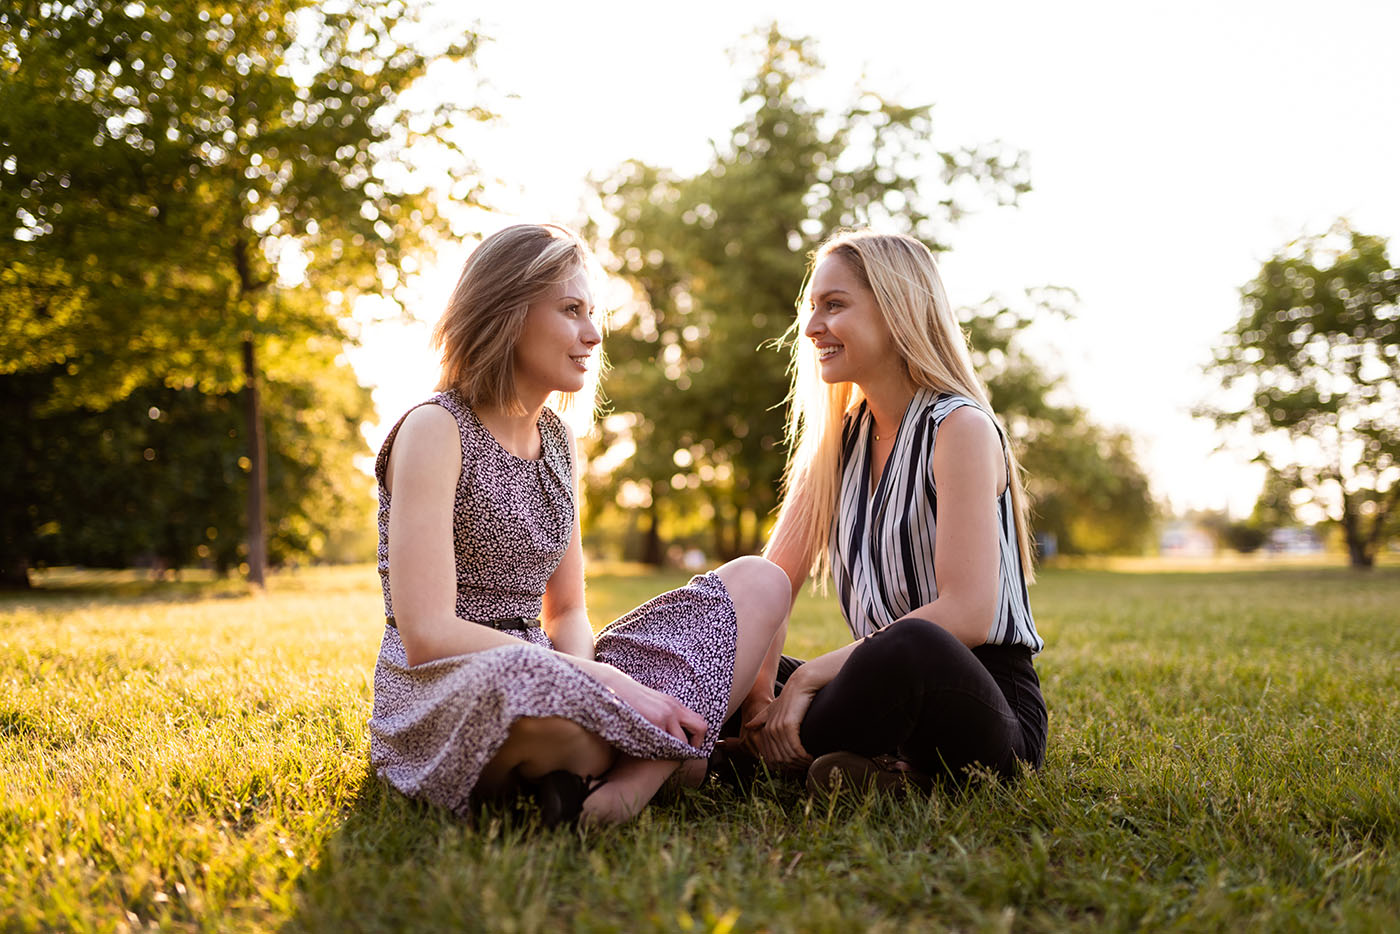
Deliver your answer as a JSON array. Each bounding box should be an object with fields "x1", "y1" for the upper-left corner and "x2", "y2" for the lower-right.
[{"x1": 579, "y1": 756, "x2": 680, "y2": 826}]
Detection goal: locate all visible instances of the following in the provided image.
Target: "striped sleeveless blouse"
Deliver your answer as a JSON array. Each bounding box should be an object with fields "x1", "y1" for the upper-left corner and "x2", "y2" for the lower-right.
[{"x1": 829, "y1": 388, "x2": 1043, "y2": 653}]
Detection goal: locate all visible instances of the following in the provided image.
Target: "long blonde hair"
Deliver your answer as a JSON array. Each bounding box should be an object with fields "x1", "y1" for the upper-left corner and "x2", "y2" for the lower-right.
[{"x1": 766, "y1": 230, "x2": 1036, "y2": 585}]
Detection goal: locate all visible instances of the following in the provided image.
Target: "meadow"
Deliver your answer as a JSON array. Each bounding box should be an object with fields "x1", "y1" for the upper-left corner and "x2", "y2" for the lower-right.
[{"x1": 2, "y1": 562, "x2": 1398, "y2": 932}]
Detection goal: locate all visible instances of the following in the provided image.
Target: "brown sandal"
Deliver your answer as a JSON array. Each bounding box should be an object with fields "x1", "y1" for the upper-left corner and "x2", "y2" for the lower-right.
[{"x1": 805, "y1": 751, "x2": 935, "y2": 797}]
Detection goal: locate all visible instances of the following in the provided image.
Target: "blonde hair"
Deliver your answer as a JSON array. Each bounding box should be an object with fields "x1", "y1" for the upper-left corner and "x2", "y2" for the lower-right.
[
  {"x1": 433, "y1": 223, "x2": 596, "y2": 420},
  {"x1": 766, "y1": 229, "x2": 1037, "y2": 585}
]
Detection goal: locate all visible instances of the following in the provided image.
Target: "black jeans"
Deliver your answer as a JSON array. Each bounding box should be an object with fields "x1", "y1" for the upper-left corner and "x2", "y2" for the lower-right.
[{"x1": 727, "y1": 617, "x2": 1047, "y2": 783}]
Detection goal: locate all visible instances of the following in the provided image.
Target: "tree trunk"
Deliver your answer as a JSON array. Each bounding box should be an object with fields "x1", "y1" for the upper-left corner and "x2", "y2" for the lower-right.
[
  {"x1": 0, "y1": 556, "x2": 31, "y2": 590},
  {"x1": 710, "y1": 493, "x2": 727, "y2": 560},
  {"x1": 242, "y1": 337, "x2": 268, "y2": 587},
  {"x1": 0, "y1": 374, "x2": 37, "y2": 589},
  {"x1": 1347, "y1": 538, "x2": 1375, "y2": 569},
  {"x1": 641, "y1": 500, "x2": 664, "y2": 566}
]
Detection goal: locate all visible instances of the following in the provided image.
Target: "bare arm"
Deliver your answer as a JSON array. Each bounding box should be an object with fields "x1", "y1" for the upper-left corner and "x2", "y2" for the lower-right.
[
  {"x1": 747, "y1": 406, "x2": 1007, "y2": 765},
  {"x1": 386, "y1": 405, "x2": 705, "y2": 744},
  {"x1": 386, "y1": 404, "x2": 520, "y2": 667},
  {"x1": 542, "y1": 424, "x2": 595, "y2": 660},
  {"x1": 901, "y1": 405, "x2": 1003, "y2": 647},
  {"x1": 745, "y1": 482, "x2": 820, "y2": 705}
]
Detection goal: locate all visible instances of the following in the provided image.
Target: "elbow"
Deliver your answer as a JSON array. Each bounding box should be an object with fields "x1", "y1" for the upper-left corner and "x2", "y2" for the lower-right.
[
  {"x1": 395, "y1": 615, "x2": 437, "y2": 668},
  {"x1": 934, "y1": 593, "x2": 999, "y2": 647},
  {"x1": 955, "y1": 592, "x2": 998, "y2": 645}
]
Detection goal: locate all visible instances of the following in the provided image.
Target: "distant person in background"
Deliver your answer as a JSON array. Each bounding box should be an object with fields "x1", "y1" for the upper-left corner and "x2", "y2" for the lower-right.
[
  {"x1": 732, "y1": 230, "x2": 1047, "y2": 794},
  {"x1": 370, "y1": 223, "x2": 788, "y2": 826}
]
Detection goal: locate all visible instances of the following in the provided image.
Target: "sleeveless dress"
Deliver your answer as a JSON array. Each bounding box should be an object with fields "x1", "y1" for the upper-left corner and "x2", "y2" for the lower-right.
[{"x1": 368, "y1": 391, "x2": 738, "y2": 816}]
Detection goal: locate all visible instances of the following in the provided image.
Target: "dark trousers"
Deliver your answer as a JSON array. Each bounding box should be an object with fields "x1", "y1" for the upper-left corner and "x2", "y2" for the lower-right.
[{"x1": 726, "y1": 617, "x2": 1047, "y2": 783}]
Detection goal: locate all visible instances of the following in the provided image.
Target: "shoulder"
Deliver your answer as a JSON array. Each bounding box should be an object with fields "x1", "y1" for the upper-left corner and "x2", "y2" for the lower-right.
[
  {"x1": 540, "y1": 405, "x2": 572, "y2": 441},
  {"x1": 541, "y1": 407, "x2": 578, "y2": 456},
  {"x1": 388, "y1": 403, "x2": 464, "y2": 485},
  {"x1": 935, "y1": 402, "x2": 999, "y2": 443},
  {"x1": 930, "y1": 404, "x2": 1004, "y2": 491},
  {"x1": 400, "y1": 400, "x2": 461, "y2": 436}
]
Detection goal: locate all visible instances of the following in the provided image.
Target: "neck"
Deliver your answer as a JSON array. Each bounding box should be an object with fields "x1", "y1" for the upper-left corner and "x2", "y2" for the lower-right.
[
  {"x1": 859, "y1": 371, "x2": 915, "y2": 440},
  {"x1": 476, "y1": 395, "x2": 547, "y2": 455}
]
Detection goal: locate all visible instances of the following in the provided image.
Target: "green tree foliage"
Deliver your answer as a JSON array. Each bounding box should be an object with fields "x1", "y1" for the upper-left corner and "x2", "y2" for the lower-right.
[
  {"x1": 0, "y1": 0, "x2": 482, "y2": 585},
  {"x1": 1203, "y1": 224, "x2": 1400, "y2": 568},
  {"x1": 587, "y1": 26, "x2": 1031, "y2": 561},
  {"x1": 587, "y1": 26, "x2": 1153, "y2": 562},
  {"x1": 1251, "y1": 466, "x2": 1300, "y2": 531},
  {"x1": 3, "y1": 335, "x2": 372, "y2": 576},
  {"x1": 968, "y1": 292, "x2": 1155, "y2": 555}
]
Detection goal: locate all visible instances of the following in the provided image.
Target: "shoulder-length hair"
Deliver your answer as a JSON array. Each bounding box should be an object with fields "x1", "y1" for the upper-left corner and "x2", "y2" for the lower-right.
[
  {"x1": 767, "y1": 229, "x2": 1036, "y2": 585},
  {"x1": 432, "y1": 223, "x2": 595, "y2": 418}
]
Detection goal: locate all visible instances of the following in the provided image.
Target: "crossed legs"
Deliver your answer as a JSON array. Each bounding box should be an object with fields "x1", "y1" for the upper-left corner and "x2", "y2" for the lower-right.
[{"x1": 580, "y1": 555, "x2": 790, "y2": 824}]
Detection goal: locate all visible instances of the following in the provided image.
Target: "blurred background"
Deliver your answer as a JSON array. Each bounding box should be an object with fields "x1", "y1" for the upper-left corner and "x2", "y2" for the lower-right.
[{"x1": 3, "y1": 0, "x2": 1397, "y2": 588}]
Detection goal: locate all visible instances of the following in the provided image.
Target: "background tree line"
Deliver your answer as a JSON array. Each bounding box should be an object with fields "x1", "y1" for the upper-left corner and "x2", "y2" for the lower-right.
[
  {"x1": 582, "y1": 27, "x2": 1155, "y2": 565},
  {"x1": 1201, "y1": 223, "x2": 1399, "y2": 568},
  {"x1": 7, "y1": 5, "x2": 1383, "y2": 583}
]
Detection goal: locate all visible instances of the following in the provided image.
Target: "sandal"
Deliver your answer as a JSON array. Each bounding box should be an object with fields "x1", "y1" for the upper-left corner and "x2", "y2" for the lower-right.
[
  {"x1": 522, "y1": 770, "x2": 601, "y2": 829},
  {"x1": 805, "y1": 751, "x2": 935, "y2": 797}
]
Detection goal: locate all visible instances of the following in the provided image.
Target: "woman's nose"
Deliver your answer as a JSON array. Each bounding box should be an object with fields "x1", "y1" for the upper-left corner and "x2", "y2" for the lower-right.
[
  {"x1": 803, "y1": 313, "x2": 824, "y2": 338},
  {"x1": 581, "y1": 317, "x2": 602, "y2": 346}
]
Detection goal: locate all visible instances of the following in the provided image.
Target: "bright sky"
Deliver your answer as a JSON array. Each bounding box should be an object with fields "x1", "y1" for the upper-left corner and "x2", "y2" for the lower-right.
[{"x1": 346, "y1": 0, "x2": 1400, "y2": 519}]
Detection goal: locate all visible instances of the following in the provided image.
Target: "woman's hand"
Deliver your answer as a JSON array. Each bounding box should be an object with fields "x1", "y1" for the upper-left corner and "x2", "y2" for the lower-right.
[
  {"x1": 744, "y1": 676, "x2": 815, "y2": 768},
  {"x1": 589, "y1": 661, "x2": 708, "y2": 749},
  {"x1": 737, "y1": 690, "x2": 774, "y2": 753}
]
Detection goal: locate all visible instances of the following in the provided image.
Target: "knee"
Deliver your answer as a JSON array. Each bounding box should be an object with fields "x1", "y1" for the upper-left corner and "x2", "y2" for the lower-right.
[
  {"x1": 859, "y1": 617, "x2": 958, "y2": 676},
  {"x1": 717, "y1": 555, "x2": 790, "y2": 633}
]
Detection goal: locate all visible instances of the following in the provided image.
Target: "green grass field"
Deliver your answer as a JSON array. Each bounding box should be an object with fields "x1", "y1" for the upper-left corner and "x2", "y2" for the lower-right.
[{"x1": 3, "y1": 564, "x2": 1398, "y2": 932}]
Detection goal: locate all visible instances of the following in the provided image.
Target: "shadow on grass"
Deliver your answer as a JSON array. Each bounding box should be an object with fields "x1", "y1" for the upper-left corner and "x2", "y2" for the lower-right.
[
  {"x1": 278, "y1": 769, "x2": 808, "y2": 933},
  {"x1": 280, "y1": 773, "x2": 588, "y2": 934},
  {"x1": 2, "y1": 573, "x2": 252, "y2": 611},
  {"x1": 4, "y1": 564, "x2": 381, "y2": 611}
]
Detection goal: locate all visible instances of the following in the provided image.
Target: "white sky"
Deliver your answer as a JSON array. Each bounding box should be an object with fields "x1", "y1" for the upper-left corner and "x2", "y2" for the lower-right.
[{"x1": 346, "y1": 0, "x2": 1400, "y2": 518}]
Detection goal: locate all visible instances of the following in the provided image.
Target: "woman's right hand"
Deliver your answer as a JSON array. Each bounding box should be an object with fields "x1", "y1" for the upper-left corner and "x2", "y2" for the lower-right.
[
  {"x1": 587, "y1": 661, "x2": 708, "y2": 749},
  {"x1": 744, "y1": 676, "x2": 815, "y2": 767}
]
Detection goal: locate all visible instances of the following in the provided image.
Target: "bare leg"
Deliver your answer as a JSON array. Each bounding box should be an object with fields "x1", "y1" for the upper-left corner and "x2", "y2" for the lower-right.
[
  {"x1": 476, "y1": 716, "x2": 616, "y2": 798},
  {"x1": 713, "y1": 555, "x2": 791, "y2": 717},
  {"x1": 581, "y1": 756, "x2": 681, "y2": 824},
  {"x1": 583, "y1": 557, "x2": 791, "y2": 821}
]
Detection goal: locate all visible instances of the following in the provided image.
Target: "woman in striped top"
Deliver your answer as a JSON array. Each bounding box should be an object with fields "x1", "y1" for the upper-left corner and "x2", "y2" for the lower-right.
[{"x1": 740, "y1": 230, "x2": 1048, "y2": 791}]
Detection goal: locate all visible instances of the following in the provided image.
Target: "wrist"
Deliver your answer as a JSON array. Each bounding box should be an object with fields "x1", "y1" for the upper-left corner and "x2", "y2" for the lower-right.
[
  {"x1": 785, "y1": 664, "x2": 817, "y2": 694},
  {"x1": 744, "y1": 685, "x2": 775, "y2": 706}
]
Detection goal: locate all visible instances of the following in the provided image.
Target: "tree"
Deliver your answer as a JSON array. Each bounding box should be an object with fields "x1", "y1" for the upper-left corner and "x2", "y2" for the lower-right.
[
  {"x1": 6, "y1": 337, "x2": 372, "y2": 576},
  {"x1": 967, "y1": 291, "x2": 1156, "y2": 555},
  {"x1": 588, "y1": 26, "x2": 1031, "y2": 562},
  {"x1": 0, "y1": 0, "x2": 482, "y2": 586},
  {"x1": 1202, "y1": 223, "x2": 1400, "y2": 568}
]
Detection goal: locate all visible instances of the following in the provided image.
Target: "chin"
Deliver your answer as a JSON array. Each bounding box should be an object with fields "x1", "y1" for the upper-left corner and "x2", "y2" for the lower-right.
[{"x1": 556, "y1": 376, "x2": 587, "y2": 394}]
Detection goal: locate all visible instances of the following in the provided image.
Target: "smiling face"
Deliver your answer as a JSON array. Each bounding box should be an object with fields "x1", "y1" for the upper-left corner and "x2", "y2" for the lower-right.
[
  {"x1": 804, "y1": 253, "x2": 900, "y2": 386},
  {"x1": 511, "y1": 268, "x2": 601, "y2": 405}
]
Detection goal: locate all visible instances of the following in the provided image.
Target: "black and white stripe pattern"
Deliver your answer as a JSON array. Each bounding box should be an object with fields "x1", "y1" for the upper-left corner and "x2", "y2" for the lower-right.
[{"x1": 829, "y1": 389, "x2": 1043, "y2": 653}]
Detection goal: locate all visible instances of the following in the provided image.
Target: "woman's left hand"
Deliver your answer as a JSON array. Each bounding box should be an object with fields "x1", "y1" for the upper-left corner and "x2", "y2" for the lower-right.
[{"x1": 744, "y1": 678, "x2": 814, "y2": 768}]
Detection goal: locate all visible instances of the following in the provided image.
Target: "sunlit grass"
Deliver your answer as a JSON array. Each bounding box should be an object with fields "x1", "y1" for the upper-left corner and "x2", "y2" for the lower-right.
[{"x1": 4, "y1": 563, "x2": 1398, "y2": 931}]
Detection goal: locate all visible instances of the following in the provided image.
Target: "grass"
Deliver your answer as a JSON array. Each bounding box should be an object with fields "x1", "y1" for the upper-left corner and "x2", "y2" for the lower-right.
[{"x1": 3, "y1": 563, "x2": 1399, "y2": 932}]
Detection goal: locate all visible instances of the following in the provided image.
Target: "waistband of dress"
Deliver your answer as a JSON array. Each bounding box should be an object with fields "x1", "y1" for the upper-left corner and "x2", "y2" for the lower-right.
[{"x1": 385, "y1": 615, "x2": 541, "y2": 632}]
